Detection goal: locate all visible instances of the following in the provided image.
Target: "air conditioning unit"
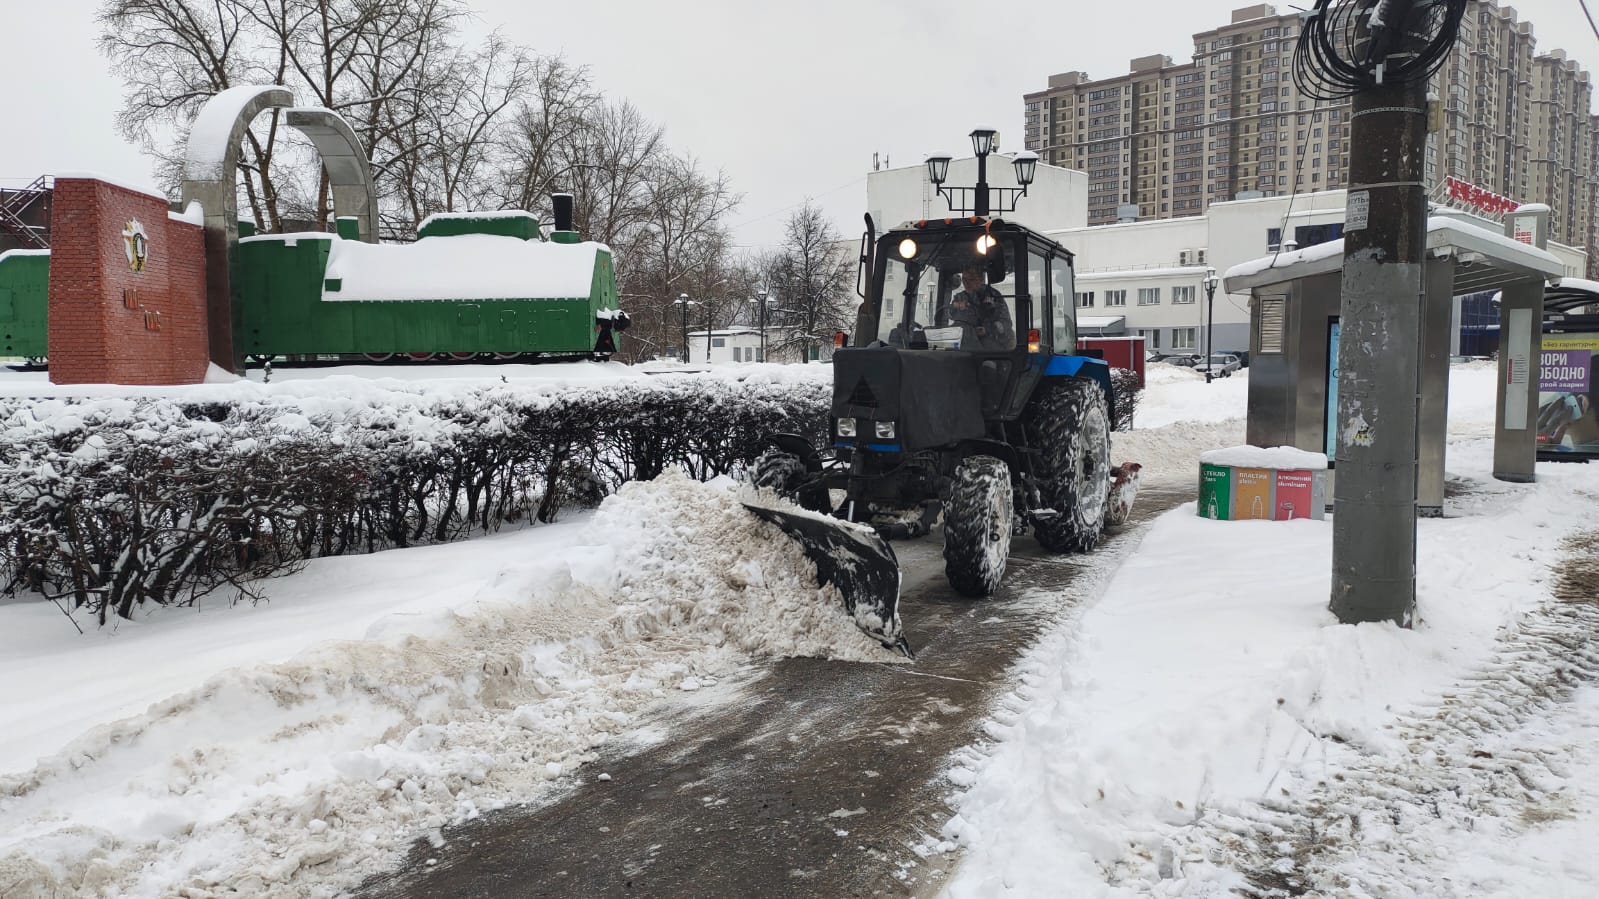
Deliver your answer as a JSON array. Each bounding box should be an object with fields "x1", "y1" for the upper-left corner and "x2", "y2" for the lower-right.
[
  {"x1": 1197, "y1": 248, "x2": 1208, "y2": 264},
  {"x1": 1179, "y1": 249, "x2": 1194, "y2": 265}
]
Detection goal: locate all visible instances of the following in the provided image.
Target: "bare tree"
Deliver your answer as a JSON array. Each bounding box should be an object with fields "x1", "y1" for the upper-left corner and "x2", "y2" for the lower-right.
[{"x1": 764, "y1": 201, "x2": 855, "y2": 361}]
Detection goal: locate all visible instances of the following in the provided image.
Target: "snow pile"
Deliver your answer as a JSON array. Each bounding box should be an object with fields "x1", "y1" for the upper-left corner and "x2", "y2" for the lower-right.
[
  {"x1": 1199, "y1": 444, "x2": 1328, "y2": 469},
  {"x1": 1133, "y1": 363, "x2": 1248, "y2": 429},
  {"x1": 1113, "y1": 419, "x2": 1246, "y2": 485},
  {"x1": 0, "y1": 472, "x2": 895, "y2": 898},
  {"x1": 322, "y1": 234, "x2": 608, "y2": 301}
]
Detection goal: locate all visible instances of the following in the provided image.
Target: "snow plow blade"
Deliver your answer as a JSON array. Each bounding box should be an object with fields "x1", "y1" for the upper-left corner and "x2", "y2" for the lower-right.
[{"x1": 742, "y1": 503, "x2": 912, "y2": 659}]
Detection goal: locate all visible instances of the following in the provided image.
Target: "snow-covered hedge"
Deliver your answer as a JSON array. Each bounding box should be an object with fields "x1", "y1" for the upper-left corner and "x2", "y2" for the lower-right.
[
  {"x1": 0, "y1": 378, "x2": 827, "y2": 623},
  {"x1": 0, "y1": 367, "x2": 1140, "y2": 625}
]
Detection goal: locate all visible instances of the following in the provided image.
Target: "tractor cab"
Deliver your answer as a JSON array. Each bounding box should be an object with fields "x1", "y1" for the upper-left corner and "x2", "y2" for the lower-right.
[{"x1": 831, "y1": 217, "x2": 1101, "y2": 452}]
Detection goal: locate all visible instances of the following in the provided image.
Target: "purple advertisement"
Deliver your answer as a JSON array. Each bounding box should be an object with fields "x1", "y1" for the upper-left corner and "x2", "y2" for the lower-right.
[{"x1": 1540, "y1": 349, "x2": 1592, "y2": 393}]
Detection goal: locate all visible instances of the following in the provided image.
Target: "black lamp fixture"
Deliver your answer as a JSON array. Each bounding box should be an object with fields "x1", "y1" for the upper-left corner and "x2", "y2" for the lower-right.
[
  {"x1": 926, "y1": 127, "x2": 1037, "y2": 217},
  {"x1": 969, "y1": 127, "x2": 997, "y2": 157}
]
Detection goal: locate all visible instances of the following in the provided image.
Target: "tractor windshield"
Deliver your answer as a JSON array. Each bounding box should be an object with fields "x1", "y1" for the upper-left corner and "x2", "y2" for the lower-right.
[{"x1": 875, "y1": 232, "x2": 1017, "y2": 349}]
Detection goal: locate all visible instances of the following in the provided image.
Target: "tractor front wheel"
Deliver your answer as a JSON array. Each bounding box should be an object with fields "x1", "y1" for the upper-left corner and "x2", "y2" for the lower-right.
[
  {"x1": 943, "y1": 455, "x2": 1013, "y2": 597},
  {"x1": 1028, "y1": 379, "x2": 1112, "y2": 553},
  {"x1": 751, "y1": 448, "x2": 829, "y2": 513}
]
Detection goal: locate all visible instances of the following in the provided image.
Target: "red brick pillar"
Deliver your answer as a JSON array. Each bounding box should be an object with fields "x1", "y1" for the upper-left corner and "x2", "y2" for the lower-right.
[{"x1": 47, "y1": 178, "x2": 211, "y2": 385}]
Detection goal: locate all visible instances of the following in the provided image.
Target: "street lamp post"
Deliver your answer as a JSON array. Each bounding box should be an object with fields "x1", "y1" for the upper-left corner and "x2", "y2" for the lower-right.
[
  {"x1": 923, "y1": 128, "x2": 1039, "y2": 217},
  {"x1": 757, "y1": 287, "x2": 769, "y2": 363},
  {"x1": 705, "y1": 303, "x2": 713, "y2": 363},
  {"x1": 1202, "y1": 267, "x2": 1220, "y2": 384},
  {"x1": 677, "y1": 293, "x2": 693, "y2": 364}
]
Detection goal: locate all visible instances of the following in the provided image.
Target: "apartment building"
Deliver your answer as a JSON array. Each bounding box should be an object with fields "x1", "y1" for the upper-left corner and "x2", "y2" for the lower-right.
[{"x1": 1024, "y1": 2, "x2": 1598, "y2": 271}]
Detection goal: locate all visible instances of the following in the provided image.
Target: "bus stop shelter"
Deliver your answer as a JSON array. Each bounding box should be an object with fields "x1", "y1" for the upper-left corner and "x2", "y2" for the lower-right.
[{"x1": 1223, "y1": 206, "x2": 1563, "y2": 516}]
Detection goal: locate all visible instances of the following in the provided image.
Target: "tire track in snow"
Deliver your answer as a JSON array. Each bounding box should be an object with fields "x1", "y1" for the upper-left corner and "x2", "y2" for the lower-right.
[{"x1": 1163, "y1": 530, "x2": 1599, "y2": 898}]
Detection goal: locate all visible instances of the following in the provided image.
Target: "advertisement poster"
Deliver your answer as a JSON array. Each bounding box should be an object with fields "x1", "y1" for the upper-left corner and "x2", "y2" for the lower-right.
[
  {"x1": 1538, "y1": 333, "x2": 1599, "y2": 456},
  {"x1": 1325, "y1": 320, "x2": 1340, "y2": 458}
]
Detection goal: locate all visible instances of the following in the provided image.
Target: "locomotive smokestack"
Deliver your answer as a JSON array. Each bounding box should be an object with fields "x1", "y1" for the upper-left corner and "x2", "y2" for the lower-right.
[{"x1": 552, "y1": 193, "x2": 574, "y2": 233}]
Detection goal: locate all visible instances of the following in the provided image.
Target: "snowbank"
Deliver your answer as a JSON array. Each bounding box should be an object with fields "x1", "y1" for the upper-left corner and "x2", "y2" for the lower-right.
[{"x1": 0, "y1": 474, "x2": 897, "y2": 897}]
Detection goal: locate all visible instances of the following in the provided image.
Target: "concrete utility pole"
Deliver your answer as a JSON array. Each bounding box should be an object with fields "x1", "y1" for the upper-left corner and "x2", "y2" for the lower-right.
[{"x1": 1329, "y1": 0, "x2": 1432, "y2": 626}]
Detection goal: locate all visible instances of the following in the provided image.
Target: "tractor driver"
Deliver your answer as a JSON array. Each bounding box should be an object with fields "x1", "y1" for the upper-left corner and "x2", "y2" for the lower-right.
[{"x1": 940, "y1": 266, "x2": 1015, "y2": 351}]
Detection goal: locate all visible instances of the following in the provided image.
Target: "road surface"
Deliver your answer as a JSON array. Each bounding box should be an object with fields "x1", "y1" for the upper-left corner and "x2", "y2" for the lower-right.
[{"x1": 358, "y1": 486, "x2": 1191, "y2": 898}]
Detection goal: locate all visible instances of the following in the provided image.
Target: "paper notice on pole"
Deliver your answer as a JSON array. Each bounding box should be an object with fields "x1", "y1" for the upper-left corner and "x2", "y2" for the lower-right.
[
  {"x1": 1505, "y1": 307, "x2": 1531, "y2": 430},
  {"x1": 1346, "y1": 190, "x2": 1370, "y2": 231}
]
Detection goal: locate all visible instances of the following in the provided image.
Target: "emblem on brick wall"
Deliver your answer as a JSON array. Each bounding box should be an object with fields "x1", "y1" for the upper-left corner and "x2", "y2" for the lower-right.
[{"x1": 123, "y1": 220, "x2": 149, "y2": 272}]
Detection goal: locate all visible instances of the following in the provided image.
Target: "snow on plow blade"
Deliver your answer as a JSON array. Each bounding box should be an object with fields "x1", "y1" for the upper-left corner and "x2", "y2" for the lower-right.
[{"x1": 742, "y1": 503, "x2": 912, "y2": 659}]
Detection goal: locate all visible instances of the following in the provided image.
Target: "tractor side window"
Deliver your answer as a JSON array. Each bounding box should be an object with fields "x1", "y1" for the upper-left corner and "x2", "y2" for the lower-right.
[
  {"x1": 1050, "y1": 257, "x2": 1075, "y2": 352},
  {"x1": 1026, "y1": 252, "x2": 1047, "y2": 347}
]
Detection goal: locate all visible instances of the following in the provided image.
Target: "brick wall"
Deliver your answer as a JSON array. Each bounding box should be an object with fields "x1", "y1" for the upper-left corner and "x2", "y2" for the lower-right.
[{"x1": 46, "y1": 178, "x2": 210, "y2": 385}]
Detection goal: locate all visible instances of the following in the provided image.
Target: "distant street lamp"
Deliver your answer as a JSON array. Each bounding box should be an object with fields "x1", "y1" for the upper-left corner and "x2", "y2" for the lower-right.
[
  {"x1": 756, "y1": 287, "x2": 770, "y2": 362},
  {"x1": 1202, "y1": 267, "x2": 1220, "y2": 384},
  {"x1": 677, "y1": 293, "x2": 694, "y2": 363}
]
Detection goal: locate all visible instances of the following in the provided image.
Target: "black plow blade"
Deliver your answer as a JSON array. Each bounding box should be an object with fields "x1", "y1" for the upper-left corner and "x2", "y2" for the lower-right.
[{"x1": 742, "y1": 503, "x2": 912, "y2": 659}]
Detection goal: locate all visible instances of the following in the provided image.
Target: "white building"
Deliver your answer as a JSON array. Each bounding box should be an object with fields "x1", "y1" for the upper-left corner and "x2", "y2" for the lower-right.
[
  {"x1": 1049, "y1": 189, "x2": 1589, "y2": 356},
  {"x1": 685, "y1": 328, "x2": 765, "y2": 364}
]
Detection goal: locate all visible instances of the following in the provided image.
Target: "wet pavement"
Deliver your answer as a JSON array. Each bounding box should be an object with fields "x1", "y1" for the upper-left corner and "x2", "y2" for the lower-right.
[{"x1": 356, "y1": 486, "x2": 1193, "y2": 899}]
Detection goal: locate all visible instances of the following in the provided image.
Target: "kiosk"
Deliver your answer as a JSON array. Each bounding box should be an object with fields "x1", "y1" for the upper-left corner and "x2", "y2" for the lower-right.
[{"x1": 1224, "y1": 206, "x2": 1563, "y2": 516}]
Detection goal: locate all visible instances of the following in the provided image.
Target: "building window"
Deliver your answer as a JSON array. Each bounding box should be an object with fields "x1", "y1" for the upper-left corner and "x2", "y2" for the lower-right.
[
  {"x1": 1138, "y1": 328, "x2": 1162, "y2": 349},
  {"x1": 712, "y1": 338, "x2": 726, "y2": 348},
  {"x1": 1173, "y1": 285, "x2": 1196, "y2": 304},
  {"x1": 1137, "y1": 287, "x2": 1162, "y2": 305},
  {"x1": 1076, "y1": 291, "x2": 1096, "y2": 308},
  {"x1": 1172, "y1": 327, "x2": 1198, "y2": 350},
  {"x1": 1105, "y1": 290, "x2": 1128, "y2": 307}
]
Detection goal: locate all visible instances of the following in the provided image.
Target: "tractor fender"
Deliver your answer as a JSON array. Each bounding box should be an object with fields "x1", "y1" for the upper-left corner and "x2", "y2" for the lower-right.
[
  {"x1": 954, "y1": 438, "x2": 1019, "y2": 470},
  {"x1": 1042, "y1": 355, "x2": 1117, "y2": 429},
  {"x1": 765, "y1": 432, "x2": 822, "y2": 472}
]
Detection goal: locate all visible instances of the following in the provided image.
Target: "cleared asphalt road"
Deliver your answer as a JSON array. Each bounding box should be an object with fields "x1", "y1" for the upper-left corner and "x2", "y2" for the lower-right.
[{"x1": 357, "y1": 486, "x2": 1191, "y2": 899}]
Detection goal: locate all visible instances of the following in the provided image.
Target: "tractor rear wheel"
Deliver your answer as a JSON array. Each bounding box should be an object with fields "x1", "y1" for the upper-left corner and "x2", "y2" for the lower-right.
[
  {"x1": 1028, "y1": 379, "x2": 1111, "y2": 553},
  {"x1": 943, "y1": 455, "x2": 1013, "y2": 597}
]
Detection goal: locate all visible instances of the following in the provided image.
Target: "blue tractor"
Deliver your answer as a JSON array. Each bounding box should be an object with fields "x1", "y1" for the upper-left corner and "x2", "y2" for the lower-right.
[{"x1": 749, "y1": 211, "x2": 1140, "y2": 657}]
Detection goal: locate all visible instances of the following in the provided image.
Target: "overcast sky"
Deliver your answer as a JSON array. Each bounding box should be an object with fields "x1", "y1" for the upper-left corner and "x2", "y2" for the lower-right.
[{"x1": 5, "y1": 0, "x2": 1598, "y2": 250}]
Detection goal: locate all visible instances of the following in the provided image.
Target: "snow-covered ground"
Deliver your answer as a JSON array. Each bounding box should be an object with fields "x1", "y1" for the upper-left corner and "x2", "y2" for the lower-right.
[
  {"x1": 5, "y1": 358, "x2": 1593, "y2": 898},
  {"x1": 937, "y1": 361, "x2": 1599, "y2": 897}
]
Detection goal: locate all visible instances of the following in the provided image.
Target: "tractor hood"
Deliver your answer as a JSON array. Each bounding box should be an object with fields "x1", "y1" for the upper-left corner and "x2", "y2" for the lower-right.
[{"x1": 831, "y1": 347, "x2": 985, "y2": 451}]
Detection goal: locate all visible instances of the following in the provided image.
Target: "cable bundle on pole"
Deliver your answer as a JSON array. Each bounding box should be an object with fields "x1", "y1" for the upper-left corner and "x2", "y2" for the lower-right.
[{"x1": 1293, "y1": 0, "x2": 1468, "y2": 102}]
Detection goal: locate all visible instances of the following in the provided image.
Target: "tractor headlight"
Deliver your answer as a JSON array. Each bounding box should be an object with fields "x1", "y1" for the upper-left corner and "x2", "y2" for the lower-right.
[
  {"x1": 874, "y1": 420, "x2": 896, "y2": 439},
  {"x1": 976, "y1": 234, "x2": 997, "y2": 255},
  {"x1": 898, "y1": 238, "x2": 917, "y2": 259},
  {"x1": 836, "y1": 417, "x2": 857, "y2": 437}
]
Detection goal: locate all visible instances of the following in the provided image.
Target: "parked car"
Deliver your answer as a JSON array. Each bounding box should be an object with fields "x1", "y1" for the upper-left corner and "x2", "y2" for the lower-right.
[
  {"x1": 1218, "y1": 349, "x2": 1250, "y2": 368},
  {"x1": 1160, "y1": 353, "x2": 1202, "y2": 368},
  {"x1": 1193, "y1": 353, "x2": 1242, "y2": 377}
]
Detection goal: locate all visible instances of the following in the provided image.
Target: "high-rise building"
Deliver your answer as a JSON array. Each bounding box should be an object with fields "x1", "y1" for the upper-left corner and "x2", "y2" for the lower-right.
[{"x1": 1024, "y1": 1, "x2": 1598, "y2": 268}]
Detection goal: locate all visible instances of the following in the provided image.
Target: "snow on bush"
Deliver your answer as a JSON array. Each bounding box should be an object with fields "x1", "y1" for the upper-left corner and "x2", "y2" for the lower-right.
[{"x1": 0, "y1": 376, "x2": 828, "y2": 624}]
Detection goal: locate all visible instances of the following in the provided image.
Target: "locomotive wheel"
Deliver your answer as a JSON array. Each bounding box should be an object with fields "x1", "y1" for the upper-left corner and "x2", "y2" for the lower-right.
[
  {"x1": 1027, "y1": 379, "x2": 1111, "y2": 554},
  {"x1": 448, "y1": 351, "x2": 478, "y2": 361},
  {"x1": 942, "y1": 455, "x2": 1013, "y2": 598},
  {"x1": 408, "y1": 352, "x2": 437, "y2": 361},
  {"x1": 363, "y1": 353, "x2": 395, "y2": 363}
]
